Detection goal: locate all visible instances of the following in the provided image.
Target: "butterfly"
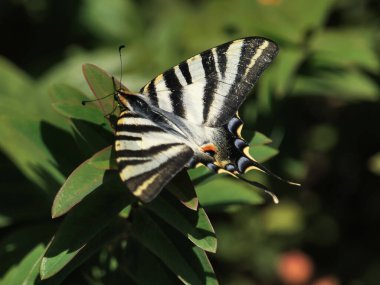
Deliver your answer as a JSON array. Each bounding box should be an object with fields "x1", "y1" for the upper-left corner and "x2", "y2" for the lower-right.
[{"x1": 113, "y1": 37, "x2": 299, "y2": 203}]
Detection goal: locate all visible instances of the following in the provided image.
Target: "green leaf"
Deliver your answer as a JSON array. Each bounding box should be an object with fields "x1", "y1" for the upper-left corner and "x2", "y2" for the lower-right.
[
  {"x1": 166, "y1": 170, "x2": 198, "y2": 211},
  {"x1": 124, "y1": 239, "x2": 180, "y2": 285},
  {"x1": 250, "y1": 131, "x2": 272, "y2": 146},
  {"x1": 0, "y1": 244, "x2": 45, "y2": 285},
  {"x1": 0, "y1": 115, "x2": 65, "y2": 193},
  {"x1": 40, "y1": 221, "x2": 128, "y2": 285},
  {"x1": 250, "y1": 145, "x2": 279, "y2": 163},
  {"x1": 0, "y1": 58, "x2": 78, "y2": 192},
  {"x1": 0, "y1": 56, "x2": 56, "y2": 119},
  {"x1": 272, "y1": 47, "x2": 306, "y2": 96},
  {"x1": 146, "y1": 194, "x2": 216, "y2": 253},
  {"x1": 132, "y1": 209, "x2": 202, "y2": 285},
  {"x1": 82, "y1": 63, "x2": 126, "y2": 116},
  {"x1": 158, "y1": 221, "x2": 218, "y2": 285},
  {"x1": 293, "y1": 69, "x2": 379, "y2": 101},
  {"x1": 52, "y1": 146, "x2": 114, "y2": 218},
  {"x1": 87, "y1": 145, "x2": 117, "y2": 170},
  {"x1": 70, "y1": 119, "x2": 113, "y2": 157},
  {"x1": 195, "y1": 177, "x2": 264, "y2": 210},
  {"x1": 0, "y1": 57, "x2": 45, "y2": 121},
  {"x1": 309, "y1": 28, "x2": 380, "y2": 72},
  {"x1": 279, "y1": 0, "x2": 334, "y2": 39},
  {"x1": 190, "y1": 247, "x2": 218, "y2": 285},
  {"x1": 0, "y1": 224, "x2": 56, "y2": 285},
  {"x1": 188, "y1": 166, "x2": 214, "y2": 185},
  {"x1": 81, "y1": 0, "x2": 142, "y2": 41},
  {"x1": 50, "y1": 84, "x2": 112, "y2": 132},
  {"x1": 41, "y1": 174, "x2": 133, "y2": 280}
]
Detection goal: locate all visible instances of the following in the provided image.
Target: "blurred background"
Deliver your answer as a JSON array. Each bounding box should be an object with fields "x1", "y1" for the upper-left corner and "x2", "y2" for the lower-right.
[{"x1": 1, "y1": 0, "x2": 380, "y2": 284}]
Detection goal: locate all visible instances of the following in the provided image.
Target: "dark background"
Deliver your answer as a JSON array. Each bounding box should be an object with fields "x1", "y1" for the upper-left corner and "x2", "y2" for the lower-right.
[{"x1": 1, "y1": 0, "x2": 380, "y2": 284}]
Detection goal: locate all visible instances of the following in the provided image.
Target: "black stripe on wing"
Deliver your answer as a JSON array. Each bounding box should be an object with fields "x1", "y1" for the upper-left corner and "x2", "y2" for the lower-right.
[
  {"x1": 201, "y1": 49, "x2": 218, "y2": 124},
  {"x1": 117, "y1": 124, "x2": 164, "y2": 133},
  {"x1": 163, "y1": 69, "x2": 186, "y2": 117},
  {"x1": 235, "y1": 39, "x2": 258, "y2": 83},
  {"x1": 178, "y1": 61, "x2": 192, "y2": 84},
  {"x1": 115, "y1": 135, "x2": 142, "y2": 141},
  {"x1": 141, "y1": 81, "x2": 159, "y2": 107},
  {"x1": 115, "y1": 143, "x2": 183, "y2": 158},
  {"x1": 216, "y1": 41, "x2": 231, "y2": 78}
]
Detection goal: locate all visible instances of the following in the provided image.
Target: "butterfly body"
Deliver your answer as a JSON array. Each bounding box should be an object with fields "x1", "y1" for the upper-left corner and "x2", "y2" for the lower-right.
[{"x1": 114, "y1": 37, "x2": 293, "y2": 202}]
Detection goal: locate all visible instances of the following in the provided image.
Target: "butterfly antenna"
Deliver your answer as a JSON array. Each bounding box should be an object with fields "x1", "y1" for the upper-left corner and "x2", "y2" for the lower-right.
[
  {"x1": 118, "y1": 45, "x2": 125, "y2": 91},
  {"x1": 237, "y1": 174, "x2": 279, "y2": 204},
  {"x1": 82, "y1": 93, "x2": 114, "y2": 105}
]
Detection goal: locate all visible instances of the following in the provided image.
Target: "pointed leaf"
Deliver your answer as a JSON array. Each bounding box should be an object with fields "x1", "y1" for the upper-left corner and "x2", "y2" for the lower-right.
[
  {"x1": 82, "y1": 63, "x2": 128, "y2": 116},
  {"x1": 250, "y1": 131, "x2": 272, "y2": 146},
  {"x1": 250, "y1": 145, "x2": 279, "y2": 163},
  {"x1": 132, "y1": 209, "x2": 202, "y2": 285},
  {"x1": 159, "y1": 222, "x2": 218, "y2": 285},
  {"x1": 271, "y1": 47, "x2": 305, "y2": 95},
  {"x1": 196, "y1": 177, "x2": 264, "y2": 210},
  {"x1": 167, "y1": 170, "x2": 198, "y2": 211},
  {"x1": 50, "y1": 84, "x2": 109, "y2": 129},
  {"x1": 87, "y1": 145, "x2": 117, "y2": 170},
  {"x1": 52, "y1": 147, "x2": 114, "y2": 218},
  {"x1": 0, "y1": 224, "x2": 55, "y2": 285},
  {"x1": 188, "y1": 166, "x2": 215, "y2": 186},
  {"x1": 293, "y1": 70, "x2": 379, "y2": 101},
  {"x1": 146, "y1": 195, "x2": 216, "y2": 253},
  {"x1": 190, "y1": 246, "x2": 218, "y2": 285},
  {"x1": 124, "y1": 239, "x2": 180, "y2": 285},
  {"x1": 310, "y1": 28, "x2": 380, "y2": 72},
  {"x1": 0, "y1": 115, "x2": 65, "y2": 192},
  {"x1": 0, "y1": 244, "x2": 45, "y2": 285},
  {"x1": 40, "y1": 221, "x2": 128, "y2": 285},
  {"x1": 41, "y1": 175, "x2": 133, "y2": 279}
]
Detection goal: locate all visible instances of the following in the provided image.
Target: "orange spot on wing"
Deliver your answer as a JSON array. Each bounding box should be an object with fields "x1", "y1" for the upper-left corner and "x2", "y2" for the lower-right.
[{"x1": 200, "y1": 143, "x2": 217, "y2": 153}]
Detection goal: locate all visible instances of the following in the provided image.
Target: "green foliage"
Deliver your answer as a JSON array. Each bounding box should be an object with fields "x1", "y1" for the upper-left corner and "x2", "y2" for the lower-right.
[
  {"x1": 0, "y1": 58, "x2": 279, "y2": 283},
  {"x1": 0, "y1": 0, "x2": 379, "y2": 284}
]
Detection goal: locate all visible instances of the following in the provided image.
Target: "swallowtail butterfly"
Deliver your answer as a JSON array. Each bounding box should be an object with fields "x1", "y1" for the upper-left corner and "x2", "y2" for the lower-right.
[{"x1": 113, "y1": 37, "x2": 299, "y2": 203}]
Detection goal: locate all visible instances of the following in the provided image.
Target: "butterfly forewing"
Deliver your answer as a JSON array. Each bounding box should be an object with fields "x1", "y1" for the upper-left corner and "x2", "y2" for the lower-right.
[
  {"x1": 115, "y1": 110, "x2": 194, "y2": 202},
  {"x1": 140, "y1": 37, "x2": 279, "y2": 127}
]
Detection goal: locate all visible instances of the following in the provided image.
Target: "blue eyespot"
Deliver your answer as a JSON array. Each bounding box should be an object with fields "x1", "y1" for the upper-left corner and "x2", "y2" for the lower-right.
[
  {"x1": 237, "y1": 156, "x2": 251, "y2": 173},
  {"x1": 234, "y1": 139, "x2": 247, "y2": 151},
  {"x1": 207, "y1": 163, "x2": 219, "y2": 173},
  {"x1": 225, "y1": 164, "x2": 235, "y2": 171}
]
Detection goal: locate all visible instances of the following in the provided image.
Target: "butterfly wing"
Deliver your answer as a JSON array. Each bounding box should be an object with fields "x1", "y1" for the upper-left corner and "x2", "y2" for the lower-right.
[
  {"x1": 139, "y1": 37, "x2": 278, "y2": 127},
  {"x1": 115, "y1": 110, "x2": 194, "y2": 202}
]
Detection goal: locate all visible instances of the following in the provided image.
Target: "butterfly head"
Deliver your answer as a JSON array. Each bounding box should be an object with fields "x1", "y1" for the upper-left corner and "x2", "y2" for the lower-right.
[{"x1": 115, "y1": 89, "x2": 146, "y2": 110}]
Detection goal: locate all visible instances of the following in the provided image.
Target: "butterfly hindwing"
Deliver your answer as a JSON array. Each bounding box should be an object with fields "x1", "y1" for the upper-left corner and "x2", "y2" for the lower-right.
[
  {"x1": 115, "y1": 110, "x2": 194, "y2": 202},
  {"x1": 140, "y1": 37, "x2": 279, "y2": 127}
]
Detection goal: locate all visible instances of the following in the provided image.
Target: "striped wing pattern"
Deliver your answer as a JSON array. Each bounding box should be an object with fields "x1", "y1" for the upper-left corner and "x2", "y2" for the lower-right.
[
  {"x1": 140, "y1": 37, "x2": 278, "y2": 127},
  {"x1": 115, "y1": 110, "x2": 194, "y2": 202},
  {"x1": 113, "y1": 36, "x2": 294, "y2": 203}
]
